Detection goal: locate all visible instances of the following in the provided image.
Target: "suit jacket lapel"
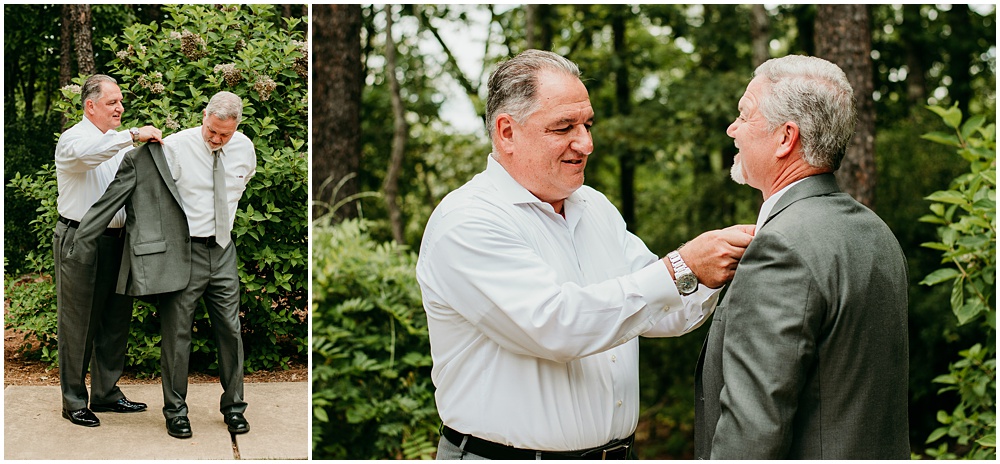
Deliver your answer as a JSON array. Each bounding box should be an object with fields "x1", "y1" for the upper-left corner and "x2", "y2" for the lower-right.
[
  {"x1": 761, "y1": 173, "x2": 841, "y2": 229},
  {"x1": 149, "y1": 143, "x2": 185, "y2": 209}
]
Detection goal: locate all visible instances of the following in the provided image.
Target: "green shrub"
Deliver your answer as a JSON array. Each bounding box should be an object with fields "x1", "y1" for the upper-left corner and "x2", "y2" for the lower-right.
[
  {"x1": 918, "y1": 103, "x2": 996, "y2": 460},
  {"x1": 4, "y1": 275, "x2": 58, "y2": 365},
  {"x1": 3, "y1": 115, "x2": 62, "y2": 275},
  {"x1": 4, "y1": 4, "x2": 308, "y2": 375},
  {"x1": 311, "y1": 218, "x2": 438, "y2": 460}
]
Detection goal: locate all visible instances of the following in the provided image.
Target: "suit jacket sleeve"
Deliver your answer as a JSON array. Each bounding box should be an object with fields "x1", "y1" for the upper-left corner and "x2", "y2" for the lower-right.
[
  {"x1": 711, "y1": 228, "x2": 821, "y2": 459},
  {"x1": 65, "y1": 147, "x2": 140, "y2": 265}
]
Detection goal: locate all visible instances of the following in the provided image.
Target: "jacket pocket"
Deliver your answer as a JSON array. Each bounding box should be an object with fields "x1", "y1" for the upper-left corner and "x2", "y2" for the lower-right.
[{"x1": 133, "y1": 241, "x2": 167, "y2": 256}]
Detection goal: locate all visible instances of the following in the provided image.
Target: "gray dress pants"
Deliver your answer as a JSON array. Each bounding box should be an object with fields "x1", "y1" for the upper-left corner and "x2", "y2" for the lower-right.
[
  {"x1": 159, "y1": 240, "x2": 247, "y2": 418},
  {"x1": 436, "y1": 436, "x2": 490, "y2": 460},
  {"x1": 54, "y1": 221, "x2": 133, "y2": 411}
]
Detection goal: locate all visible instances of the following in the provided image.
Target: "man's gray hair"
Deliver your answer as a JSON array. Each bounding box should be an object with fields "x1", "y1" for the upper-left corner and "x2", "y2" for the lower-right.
[
  {"x1": 485, "y1": 49, "x2": 581, "y2": 142},
  {"x1": 81, "y1": 74, "x2": 118, "y2": 108},
  {"x1": 205, "y1": 91, "x2": 243, "y2": 123},
  {"x1": 753, "y1": 55, "x2": 857, "y2": 171}
]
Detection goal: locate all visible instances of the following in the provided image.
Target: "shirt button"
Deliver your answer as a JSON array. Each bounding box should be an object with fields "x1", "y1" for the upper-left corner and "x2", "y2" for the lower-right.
[
  {"x1": 617, "y1": 400, "x2": 623, "y2": 407},
  {"x1": 611, "y1": 355, "x2": 617, "y2": 362}
]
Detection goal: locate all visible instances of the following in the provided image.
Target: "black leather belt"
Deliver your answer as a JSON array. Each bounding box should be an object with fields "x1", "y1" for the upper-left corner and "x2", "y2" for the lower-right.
[
  {"x1": 442, "y1": 426, "x2": 633, "y2": 460},
  {"x1": 190, "y1": 236, "x2": 218, "y2": 247},
  {"x1": 59, "y1": 216, "x2": 125, "y2": 238},
  {"x1": 58, "y1": 215, "x2": 81, "y2": 228}
]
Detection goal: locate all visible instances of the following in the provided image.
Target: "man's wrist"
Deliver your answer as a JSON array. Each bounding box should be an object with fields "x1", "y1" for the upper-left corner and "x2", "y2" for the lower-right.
[{"x1": 667, "y1": 250, "x2": 699, "y2": 295}]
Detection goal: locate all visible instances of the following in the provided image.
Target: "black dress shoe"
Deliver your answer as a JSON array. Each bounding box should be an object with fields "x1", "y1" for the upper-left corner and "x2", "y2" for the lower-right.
[
  {"x1": 223, "y1": 412, "x2": 250, "y2": 434},
  {"x1": 166, "y1": 416, "x2": 193, "y2": 438},
  {"x1": 91, "y1": 397, "x2": 147, "y2": 413},
  {"x1": 63, "y1": 408, "x2": 101, "y2": 427}
]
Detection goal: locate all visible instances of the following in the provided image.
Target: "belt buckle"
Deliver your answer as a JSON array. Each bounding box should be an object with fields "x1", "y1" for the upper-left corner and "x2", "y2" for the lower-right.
[{"x1": 600, "y1": 442, "x2": 629, "y2": 460}]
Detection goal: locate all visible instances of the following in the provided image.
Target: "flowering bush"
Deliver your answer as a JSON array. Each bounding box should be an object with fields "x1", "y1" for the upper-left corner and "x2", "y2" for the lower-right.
[{"x1": 9, "y1": 4, "x2": 308, "y2": 375}]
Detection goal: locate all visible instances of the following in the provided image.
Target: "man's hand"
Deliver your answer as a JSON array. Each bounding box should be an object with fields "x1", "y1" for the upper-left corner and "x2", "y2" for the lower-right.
[
  {"x1": 137, "y1": 125, "x2": 163, "y2": 143},
  {"x1": 668, "y1": 224, "x2": 755, "y2": 289}
]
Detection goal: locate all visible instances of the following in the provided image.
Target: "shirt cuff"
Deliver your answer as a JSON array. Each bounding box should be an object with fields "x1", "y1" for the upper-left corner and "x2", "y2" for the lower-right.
[
  {"x1": 111, "y1": 128, "x2": 134, "y2": 146},
  {"x1": 630, "y1": 259, "x2": 682, "y2": 311}
]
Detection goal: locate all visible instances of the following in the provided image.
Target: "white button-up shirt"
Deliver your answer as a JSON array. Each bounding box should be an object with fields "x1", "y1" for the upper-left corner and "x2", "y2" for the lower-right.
[
  {"x1": 416, "y1": 155, "x2": 720, "y2": 451},
  {"x1": 162, "y1": 126, "x2": 256, "y2": 237},
  {"x1": 55, "y1": 117, "x2": 133, "y2": 227}
]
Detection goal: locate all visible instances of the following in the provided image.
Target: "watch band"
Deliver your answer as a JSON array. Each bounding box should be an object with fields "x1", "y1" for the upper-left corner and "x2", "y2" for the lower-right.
[
  {"x1": 667, "y1": 250, "x2": 699, "y2": 295},
  {"x1": 667, "y1": 250, "x2": 690, "y2": 274}
]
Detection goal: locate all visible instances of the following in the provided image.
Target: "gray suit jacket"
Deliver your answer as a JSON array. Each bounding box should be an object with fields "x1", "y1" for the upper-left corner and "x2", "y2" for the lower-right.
[
  {"x1": 694, "y1": 174, "x2": 910, "y2": 459},
  {"x1": 67, "y1": 142, "x2": 191, "y2": 296}
]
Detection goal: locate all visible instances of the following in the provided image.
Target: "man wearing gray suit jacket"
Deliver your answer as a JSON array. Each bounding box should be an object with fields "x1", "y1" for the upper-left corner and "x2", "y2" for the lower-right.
[
  {"x1": 694, "y1": 55, "x2": 909, "y2": 459},
  {"x1": 69, "y1": 91, "x2": 256, "y2": 439}
]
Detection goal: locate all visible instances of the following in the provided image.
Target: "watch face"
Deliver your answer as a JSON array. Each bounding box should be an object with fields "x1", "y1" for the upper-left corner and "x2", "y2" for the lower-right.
[{"x1": 677, "y1": 273, "x2": 698, "y2": 294}]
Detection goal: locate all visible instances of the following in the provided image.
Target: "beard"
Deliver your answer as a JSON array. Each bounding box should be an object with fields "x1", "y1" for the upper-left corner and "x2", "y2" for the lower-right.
[{"x1": 730, "y1": 156, "x2": 747, "y2": 185}]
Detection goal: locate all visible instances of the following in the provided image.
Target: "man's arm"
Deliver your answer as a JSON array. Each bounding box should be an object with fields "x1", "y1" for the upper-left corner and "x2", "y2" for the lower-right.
[
  {"x1": 55, "y1": 128, "x2": 133, "y2": 173},
  {"x1": 65, "y1": 148, "x2": 140, "y2": 265},
  {"x1": 710, "y1": 230, "x2": 820, "y2": 459},
  {"x1": 644, "y1": 224, "x2": 755, "y2": 337},
  {"x1": 418, "y1": 204, "x2": 711, "y2": 363},
  {"x1": 55, "y1": 125, "x2": 162, "y2": 173}
]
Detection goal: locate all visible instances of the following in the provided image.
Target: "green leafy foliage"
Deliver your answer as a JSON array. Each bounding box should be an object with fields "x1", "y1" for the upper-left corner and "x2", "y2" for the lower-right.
[
  {"x1": 5, "y1": 4, "x2": 307, "y2": 376},
  {"x1": 311, "y1": 218, "x2": 437, "y2": 459},
  {"x1": 918, "y1": 104, "x2": 996, "y2": 460},
  {"x1": 4, "y1": 275, "x2": 58, "y2": 366},
  {"x1": 3, "y1": 115, "x2": 62, "y2": 275}
]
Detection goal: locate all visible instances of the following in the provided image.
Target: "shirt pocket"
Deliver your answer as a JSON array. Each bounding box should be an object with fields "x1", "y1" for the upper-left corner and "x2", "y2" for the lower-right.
[{"x1": 226, "y1": 169, "x2": 250, "y2": 196}]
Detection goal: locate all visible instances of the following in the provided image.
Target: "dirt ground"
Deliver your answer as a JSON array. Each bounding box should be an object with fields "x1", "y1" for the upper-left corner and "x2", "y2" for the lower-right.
[{"x1": 4, "y1": 325, "x2": 308, "y2": 388}]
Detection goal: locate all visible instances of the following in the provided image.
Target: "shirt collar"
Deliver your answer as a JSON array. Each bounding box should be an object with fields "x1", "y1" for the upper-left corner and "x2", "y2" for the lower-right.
[
  {"x1": 484, "y1": 154, "x2": 587, "y2": 228},
  {"x1": 81, "y1": 115, "x2": 111, "y2": 135},
  {"x1": 485, "y1": 154, "x2": 548, "y2": 207},
  {"x1": 755, "y1": 177, "x2": 807, "y2": 231}
]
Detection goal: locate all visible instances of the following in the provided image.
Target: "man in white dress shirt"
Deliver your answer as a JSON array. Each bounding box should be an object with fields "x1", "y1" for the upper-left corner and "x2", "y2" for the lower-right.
[
  {"x1": 158, "y1": 91, "x2": 256, "y2": 439},
  {"x1": 416, "y1": 49, "x2": 755, "y2": 459},
  {"x1": 54, "y1": 74, "x2": 161, "y2": 427}
]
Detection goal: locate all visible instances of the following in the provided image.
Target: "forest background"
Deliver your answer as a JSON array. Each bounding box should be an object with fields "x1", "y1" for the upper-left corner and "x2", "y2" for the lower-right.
[
  {"x1": 4, "y1": 5, "x2": 309, "y2": 383},
  {"x1": 311, "y1": 3, "x2": 996, "y2": 460}
]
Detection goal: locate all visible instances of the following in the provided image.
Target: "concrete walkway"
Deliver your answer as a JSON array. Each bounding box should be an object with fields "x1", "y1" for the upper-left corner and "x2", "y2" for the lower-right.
[{"x1": 4, "y1": 382, "x2": 309, "y2": 460}]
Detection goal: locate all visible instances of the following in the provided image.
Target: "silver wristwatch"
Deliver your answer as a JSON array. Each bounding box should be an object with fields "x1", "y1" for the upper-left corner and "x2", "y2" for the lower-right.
[
  {"x1": 667, "y1": 250, "x2": 699, "y2": 295},
  {"x1": 129, "y1": 127, "x2": 140, "y2": 143}
]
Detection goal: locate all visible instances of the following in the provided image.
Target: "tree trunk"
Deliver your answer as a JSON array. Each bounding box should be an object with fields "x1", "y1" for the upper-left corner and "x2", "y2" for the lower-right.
[
  {"x1": 946, "y1": 4, "x2": 973, "y2": 116},
  {"x1": 524, "y1": 5, "x2": 552, "y2": 51},
  {"x1": 612, "y1": 9, "x2": 636, "y2": 231},
  {"x1": 312, "y1": 4, "x2": 363, "y2": 221},
  {"x1": 750, "y1": 5, "x2": 770, "y2": 67},
  {"x1": 72, "y1": 5, "x2": 96, "y2": 76},
  {"x1": 59, "y1": 4, "x2": 73, "y2": 87},
  {"x1": 22, "y1": 64, "x2": 36, "y2": 117},
  {"x1": 815, "y1": 4, "x2": 877, "y2": 209},
  {"x1": 901, "y1": 4, "x2": 928, "y2": 105},
  {"x1": 525, "y1": 5, "x2": 539, "y2": 50},
  {"x1": 383, "y1": 5, "x2": 409, "y2": 244},
  {"x1": 788, "y1": 5, "x2": 816, "y2": 56}
]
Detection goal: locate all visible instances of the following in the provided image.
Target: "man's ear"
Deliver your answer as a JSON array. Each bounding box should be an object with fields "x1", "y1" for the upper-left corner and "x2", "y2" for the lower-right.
[
  {"x1": 775, "y1": 121, "x2": 800, "y2": 159},
  {"x1": 495, "y1": 113, "x2": 516, "y2": 155}
]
